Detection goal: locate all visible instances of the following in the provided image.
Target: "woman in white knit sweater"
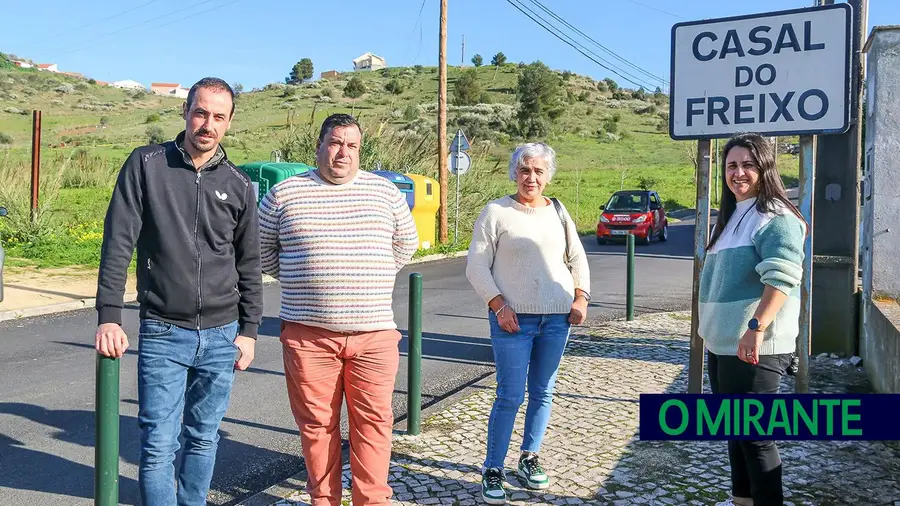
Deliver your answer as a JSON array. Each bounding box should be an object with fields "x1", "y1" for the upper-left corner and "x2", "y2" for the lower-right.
[{"x1": 465, "y1": 142, "x2": 591, "y2": 505}]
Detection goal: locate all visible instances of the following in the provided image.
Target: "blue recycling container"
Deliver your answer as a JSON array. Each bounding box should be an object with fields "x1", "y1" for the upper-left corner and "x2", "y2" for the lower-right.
[{"x1": 371, "y1": 170, "x2": 415, "y2": 210}]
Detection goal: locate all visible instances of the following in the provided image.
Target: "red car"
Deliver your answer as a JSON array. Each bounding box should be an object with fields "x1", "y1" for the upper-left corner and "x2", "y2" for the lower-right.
[{"x1": 596, "y1": 190, "x2": 668, "y2": 245}]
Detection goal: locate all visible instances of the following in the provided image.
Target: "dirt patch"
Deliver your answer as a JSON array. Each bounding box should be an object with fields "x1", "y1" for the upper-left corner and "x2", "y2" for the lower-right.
[{"x1": 1, "y1": 266, "x2": 136, "y2": 311}]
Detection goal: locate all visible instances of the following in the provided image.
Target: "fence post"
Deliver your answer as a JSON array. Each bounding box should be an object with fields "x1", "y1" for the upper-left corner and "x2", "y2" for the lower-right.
[
  {"x1": 95, "y1": 354, "x2": 120, "y2": 506},
  {"x1": 407, "y1": 273, "x2": 423, "y2": 435},
  {"x1": 626, "y1": 233, "x2": 635, "y2": 321}
]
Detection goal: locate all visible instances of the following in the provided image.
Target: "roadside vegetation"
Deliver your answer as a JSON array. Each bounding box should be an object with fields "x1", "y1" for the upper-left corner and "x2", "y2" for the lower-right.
[{"x1": 0, "y1": 51, "x2": 800, "y2": 269}]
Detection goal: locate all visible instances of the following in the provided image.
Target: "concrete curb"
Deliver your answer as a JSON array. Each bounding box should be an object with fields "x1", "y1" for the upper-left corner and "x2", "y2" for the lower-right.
[
  {"x1": 407, "y1": 250, "x2": 468, "y2": 265},
  {"x1": 0, "y1": 253, "x2": 470, "y2": 324},
  {"x1": 0, "y1": 292, "x2": 139, "y2": 323}
]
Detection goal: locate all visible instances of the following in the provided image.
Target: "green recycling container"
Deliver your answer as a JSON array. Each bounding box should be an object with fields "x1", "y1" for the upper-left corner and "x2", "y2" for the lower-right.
[{"x1": 240, "y1": 161, "x2": 315, "y2": 205}]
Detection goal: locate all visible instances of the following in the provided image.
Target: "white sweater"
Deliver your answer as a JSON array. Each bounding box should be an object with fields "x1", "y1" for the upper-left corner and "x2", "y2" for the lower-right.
[{"x1": 465, "y1": 196, "x2": 591, "y2": 314}]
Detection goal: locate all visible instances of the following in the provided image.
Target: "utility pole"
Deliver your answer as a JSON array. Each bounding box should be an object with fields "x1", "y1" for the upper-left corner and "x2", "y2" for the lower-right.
[
  {"x1": 809, "y1": 0, "x2": 866, "y2": 355},
  {"x1": 461, "y1": 34, "x2": 465, "y2": 67},
  {"x1": 438, "y1": 0, "x2": 449, "y2": 243}
]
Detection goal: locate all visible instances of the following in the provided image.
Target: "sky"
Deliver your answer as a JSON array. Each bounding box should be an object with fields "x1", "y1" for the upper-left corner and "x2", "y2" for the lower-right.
[{"x1": 2, "y1": 0, "x2": 897, "y2": 91}]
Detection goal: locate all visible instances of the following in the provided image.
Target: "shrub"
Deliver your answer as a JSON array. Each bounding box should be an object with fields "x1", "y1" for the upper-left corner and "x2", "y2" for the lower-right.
[
  {"x1": 146, "y1": 125, "x2": 165, "y2": 144},
  {"x1": 344, "y1": 77, "x2": 366, "y2": 98},
  {"x1": 403, "y1": 103, "x2": 419, "y2": 122},
  {"x1": 0, "y1": 132, "x2": 13, "y2": 144},
  {"x1": 385, "y1": 78, "x2": 405, "y2": 95},
  {"x1": 638, "y1": 176, "x2": 658, "y2": 190},
  {"x1": 145, "y1": 113, "x2": 161, "y2": 123},
  {"x1": 55, "y1": 84, "x2": 75, "y2": 94}
]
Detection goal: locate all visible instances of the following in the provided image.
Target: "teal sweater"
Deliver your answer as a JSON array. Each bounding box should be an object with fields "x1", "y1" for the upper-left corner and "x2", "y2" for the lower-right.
[{"x1": 699, "y1": 197, "x2": 806, "y2": 357}]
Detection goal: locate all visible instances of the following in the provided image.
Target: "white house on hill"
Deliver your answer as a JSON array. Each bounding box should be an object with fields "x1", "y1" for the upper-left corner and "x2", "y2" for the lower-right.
[
  {"x1": 353, "y1": 52, "x2": 386, "y2": 71},
  {"x1": 111, "y1": 80, "x2": 146, "y2": 90}
]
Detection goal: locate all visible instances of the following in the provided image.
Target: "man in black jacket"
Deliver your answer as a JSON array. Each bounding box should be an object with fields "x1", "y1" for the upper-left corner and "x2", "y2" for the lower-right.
[{"x1": 95, "y1": 77, "x2": 263, "y2": 506}]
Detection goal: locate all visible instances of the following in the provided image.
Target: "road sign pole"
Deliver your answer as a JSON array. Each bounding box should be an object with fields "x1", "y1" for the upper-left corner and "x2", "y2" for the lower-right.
[
  {"x1": 688, "y1": 139, "x2": 711, "y2": 394},
  {"x1": 454, "y1": 151, "x2": 461, "y2": 244},
  {"x1": 407, "y1": 273, "x2": 423, "y2": 435},
  {"x1": 796, "y1": 135, "x2": 817, "y2": 393}
]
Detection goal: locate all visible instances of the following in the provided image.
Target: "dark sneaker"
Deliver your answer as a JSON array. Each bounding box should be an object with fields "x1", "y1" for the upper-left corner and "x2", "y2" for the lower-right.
[
  {"x1": 517, "y1": 453, "x2": 549, "y2": 489},
  {"x1": 481, "y1": 467, "x2": 507, "y2": 504}
]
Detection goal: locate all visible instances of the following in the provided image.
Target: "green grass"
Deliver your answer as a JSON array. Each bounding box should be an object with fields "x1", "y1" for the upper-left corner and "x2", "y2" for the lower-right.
[{"x1": 0, "y1": 63, "x2": 803, "y2": 268}]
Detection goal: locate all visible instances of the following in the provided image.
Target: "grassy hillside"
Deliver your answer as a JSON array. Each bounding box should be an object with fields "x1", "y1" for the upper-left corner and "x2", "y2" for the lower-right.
[{"x1": 0, "y1": 58, "x2": 800, "y2": 269}]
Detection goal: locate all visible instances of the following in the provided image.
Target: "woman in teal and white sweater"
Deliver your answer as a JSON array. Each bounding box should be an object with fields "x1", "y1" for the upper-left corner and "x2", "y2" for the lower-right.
[{"x1": 699, "y1": 133, "x2": 807, "y2": 506}]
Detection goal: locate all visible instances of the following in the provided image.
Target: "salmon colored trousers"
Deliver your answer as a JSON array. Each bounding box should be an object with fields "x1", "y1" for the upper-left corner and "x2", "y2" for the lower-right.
[{"x1": 280, "y1": 321, "x2": 401, "y2": 506}]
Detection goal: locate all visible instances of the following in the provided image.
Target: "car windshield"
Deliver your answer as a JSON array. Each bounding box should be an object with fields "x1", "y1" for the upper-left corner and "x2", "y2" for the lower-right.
[{"x1": 605, "y1": 193, "x2": 649, "y2": 212}]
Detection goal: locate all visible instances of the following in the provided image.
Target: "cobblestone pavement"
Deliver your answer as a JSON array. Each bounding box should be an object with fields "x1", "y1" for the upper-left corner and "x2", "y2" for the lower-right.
[{"x1": 268, "y1": 312, "x2": 900, "y2": 506}]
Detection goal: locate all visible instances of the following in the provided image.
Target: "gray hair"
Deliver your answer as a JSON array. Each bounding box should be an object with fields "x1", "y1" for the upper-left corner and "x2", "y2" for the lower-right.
[{"x1": 508, "y1": 142, "x2": 557, "y2": 181}]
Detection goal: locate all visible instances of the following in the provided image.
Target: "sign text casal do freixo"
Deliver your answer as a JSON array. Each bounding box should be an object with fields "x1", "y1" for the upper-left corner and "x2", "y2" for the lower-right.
[{"x1": 669, "y1": 4, "x2": 851, "y2": 140}]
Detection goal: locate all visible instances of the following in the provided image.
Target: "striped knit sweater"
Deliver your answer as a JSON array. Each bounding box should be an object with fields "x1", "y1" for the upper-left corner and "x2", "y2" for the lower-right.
[
  {"x1": 699, "y1": 197, "x2": 806, "y2": 357},
  {"x1": 258, "y1": 169, "x2": 418, "y2": 332}
]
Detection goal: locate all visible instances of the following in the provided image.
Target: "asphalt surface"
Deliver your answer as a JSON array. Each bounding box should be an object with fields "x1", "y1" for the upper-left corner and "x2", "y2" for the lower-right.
[{"x1": 0, "y1": 219, "x2": 695, "y2": 506}]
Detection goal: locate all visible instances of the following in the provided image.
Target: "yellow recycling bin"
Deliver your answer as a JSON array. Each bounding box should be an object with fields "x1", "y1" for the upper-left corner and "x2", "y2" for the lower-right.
[{"x1": 406, "y1": 173, "x2": 440, "y2": 250}]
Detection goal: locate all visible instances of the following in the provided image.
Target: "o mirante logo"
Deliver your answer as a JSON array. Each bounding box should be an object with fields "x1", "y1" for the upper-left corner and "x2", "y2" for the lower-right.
[{"x1": 639, "y1": 394, "x2": 900, "y2": 440}]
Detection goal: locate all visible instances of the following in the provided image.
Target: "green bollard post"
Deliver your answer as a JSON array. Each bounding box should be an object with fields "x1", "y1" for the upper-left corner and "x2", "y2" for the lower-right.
[
  {"x1": 95, "y1": 354, "x2": 120, "y2": 506},
  {"x1": 626, "y1": 233, "x2": 635, "y2": 321},
  {"x1": 408, "y1": 272, "x2": 423, "y2": 436}
]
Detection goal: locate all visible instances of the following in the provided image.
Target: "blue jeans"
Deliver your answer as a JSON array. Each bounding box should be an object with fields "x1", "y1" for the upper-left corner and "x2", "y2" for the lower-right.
[
  {"x1": 137, "y1": 318, "x2": 239, "y2": 506},
  {"x1": 483, "y1": 312, "x2": 571, "y2": 470}
]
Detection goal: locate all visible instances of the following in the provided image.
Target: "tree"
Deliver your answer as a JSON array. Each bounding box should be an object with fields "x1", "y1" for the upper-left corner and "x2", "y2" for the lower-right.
[
  {"x1": 287, "y1": 58, "x2": 314, "y2": 84},
  {"x1": 233, "y1": 82, "x2": 244, "y2": 96},
  {"x1": 491, "y1": 52, "x2": 507, "y2": 67},
  {"x1": 516, "y1": 61, "x2": 564, "y2": 138},
  {"x1": 385, "y1": 78, "x2": 405, "y2": 95},
  {"x1": 471, "y1": 54, "x2": 483, "y2": 67},
  {"x1": 603, "y1": 77, "x2": 618, "y2": 91},
  {"x1": 453, "y1": 69, "x2": 482, "y2": 106},
  {"x1": 344, "y1": 76, "x2": 366, "y2": 98}
]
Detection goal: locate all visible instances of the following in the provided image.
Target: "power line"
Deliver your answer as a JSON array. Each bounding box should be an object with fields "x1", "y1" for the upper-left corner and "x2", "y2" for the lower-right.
[
  {"x1": 623, "y1": 0, "x2": 686, "y2": 20},
  {"x1": 507, "y1": 0, "x2": 658, "y2": 89},
  {"x1": 58, "y1": 0, "x2": 221, "y2": 56},
  {"x1": 504, "y1": 0, "x2": 655, "y2": 89},
  {"x1": 32, "y1": 0, "x2": 162, "y2": 45},
  {"x1": 524, "y1": 0, "x2": 668, "y2": 87}
]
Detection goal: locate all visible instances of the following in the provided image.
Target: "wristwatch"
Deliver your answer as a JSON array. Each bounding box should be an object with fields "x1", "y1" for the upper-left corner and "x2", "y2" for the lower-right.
[
  {"x1": 576, "y1": 291, "x2": 591, "y2": 302},
  {"x1": 748, "y1": 318, "x2": 767, "y2": 332}
]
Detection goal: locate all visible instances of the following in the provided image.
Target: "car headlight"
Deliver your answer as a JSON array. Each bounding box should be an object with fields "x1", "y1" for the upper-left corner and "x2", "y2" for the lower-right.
[
  {"x1": 634, "y1": 215, "x2": 647, "y2": 223},
  {"x1": 600, "y1": 215, "x2": 609, "y2": 223}
]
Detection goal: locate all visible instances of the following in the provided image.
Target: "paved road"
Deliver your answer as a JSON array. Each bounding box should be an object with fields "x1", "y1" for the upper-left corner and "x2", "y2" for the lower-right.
[{"x1": 0, "y1": 220, "x2": 694, "y2": 506}]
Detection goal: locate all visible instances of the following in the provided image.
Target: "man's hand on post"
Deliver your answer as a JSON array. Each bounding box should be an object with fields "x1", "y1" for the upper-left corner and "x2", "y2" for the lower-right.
[
  {"x1": 96, "y1": 323, "x2": 129, "y2": 358},
  {"x1": 234, "y1": 336, "x2": 256, "y2": 371}
]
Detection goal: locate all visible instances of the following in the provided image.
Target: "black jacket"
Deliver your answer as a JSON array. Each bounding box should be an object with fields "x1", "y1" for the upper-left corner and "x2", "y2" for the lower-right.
[{"x1": 96, "y1": 132, "x2": 263, "y2": 338}]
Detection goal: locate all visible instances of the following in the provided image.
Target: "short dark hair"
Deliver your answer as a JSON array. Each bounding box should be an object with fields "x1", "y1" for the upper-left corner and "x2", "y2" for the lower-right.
[
  {"x1": 186, "y1": 77, "x2": 235, "y2": 117},
  {"x1": 318, "y1": 113, "x2": 361, "y2": 144}
]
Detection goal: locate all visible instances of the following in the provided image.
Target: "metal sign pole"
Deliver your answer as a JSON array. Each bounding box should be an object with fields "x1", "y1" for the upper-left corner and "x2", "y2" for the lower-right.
[
  {"x1": 688, "y1": 139, "x2": 711, "y2": 394},
  {"x1": 796, "y1": 135, "x2": 817, "y2": 393},
  {"x1": 454, "y1": 151, "x2": 461, "y2": 244}
]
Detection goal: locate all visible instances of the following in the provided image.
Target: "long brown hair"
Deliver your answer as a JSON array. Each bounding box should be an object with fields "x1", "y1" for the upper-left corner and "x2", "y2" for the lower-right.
[{"x1": 706, "y1": 133, "x2": 806, "y2": 251}]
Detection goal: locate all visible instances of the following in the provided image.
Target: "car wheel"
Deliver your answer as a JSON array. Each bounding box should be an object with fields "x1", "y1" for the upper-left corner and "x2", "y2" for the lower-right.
[
  {"x1": 642, "y1": 232, "x2": 652, "y2": 245},
  {"x1": 596, "y1": 237, "x2": 606, "y2": 245},
  {"x1": 659, "y1": 223, "x2": 669, "y2": 242}
]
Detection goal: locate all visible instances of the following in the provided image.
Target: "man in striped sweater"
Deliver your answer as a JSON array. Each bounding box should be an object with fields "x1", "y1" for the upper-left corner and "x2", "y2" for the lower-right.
[{"x1": 258, "y1": 113, "x2": 418, "y2": 506}]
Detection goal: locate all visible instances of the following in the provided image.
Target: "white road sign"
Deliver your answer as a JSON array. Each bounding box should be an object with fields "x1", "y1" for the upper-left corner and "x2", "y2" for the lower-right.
[
  {"x1": 669, "y1": 4, "x2": 851, "y2": 140},
  {"x1": 449, "y1": 151, "x2": 471, "y2": 176}
]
